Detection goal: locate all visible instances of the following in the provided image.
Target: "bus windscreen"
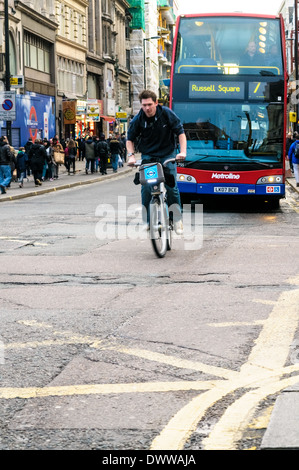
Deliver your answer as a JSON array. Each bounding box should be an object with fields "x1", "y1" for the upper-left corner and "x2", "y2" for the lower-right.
[{"x1": 174, "y1": 16, "x2": 283, "y2": 76}]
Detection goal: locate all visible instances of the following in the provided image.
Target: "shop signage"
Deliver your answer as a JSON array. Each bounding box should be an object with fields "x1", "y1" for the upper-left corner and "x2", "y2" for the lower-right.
[
  {"x1": 87, "y1": 100, "x2": 104, "y2": 121},
  {"x1": 116, "y1": 112, "x2": 127, "y2": 119},
  {"x1": 62, "y1": 101, "x2": 76, "y2": 124}
]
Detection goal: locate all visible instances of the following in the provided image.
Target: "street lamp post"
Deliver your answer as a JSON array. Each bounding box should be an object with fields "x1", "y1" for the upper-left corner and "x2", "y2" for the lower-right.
[
  {"x1": 4, "y1": 0, "x2": 12, "y2": 145},
  {"x1": 143, "y1": 36, "x2": 160, "y2": 89}
]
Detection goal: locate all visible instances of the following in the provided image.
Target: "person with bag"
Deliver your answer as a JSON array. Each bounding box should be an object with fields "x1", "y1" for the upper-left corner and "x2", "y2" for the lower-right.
[
  {"x1": 28, "y1": 138, "x2": 47, "y2": 186},
  {"x1": 96, "y1": 133, "x2": 109, "y2": 175},
  {"x1": 51, "y1": 137, "x2": 64, "y2": 179}
]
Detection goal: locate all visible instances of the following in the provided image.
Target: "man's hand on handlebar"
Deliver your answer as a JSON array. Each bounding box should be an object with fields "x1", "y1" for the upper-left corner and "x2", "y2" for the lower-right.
[
  {"x1": 127, "y1": 153, "x2": 186, "y2": 167},
  {"x1": 175, "y1": 152, "x2": 186, "y2": 162},
  {"x1": 127, "y1": 155, "x2": 136, "y2": 167}
]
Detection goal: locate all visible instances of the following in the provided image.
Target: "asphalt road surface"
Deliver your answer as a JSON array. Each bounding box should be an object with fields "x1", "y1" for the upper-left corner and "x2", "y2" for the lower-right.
[{"x1": 0, "y1": 173, "x2": 298, "y2": 452}]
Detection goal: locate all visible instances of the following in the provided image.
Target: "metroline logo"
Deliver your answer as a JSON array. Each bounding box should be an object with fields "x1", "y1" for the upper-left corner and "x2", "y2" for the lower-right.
[{"x1": 211, "y1": 172, "x2": 240, "y2": 180}]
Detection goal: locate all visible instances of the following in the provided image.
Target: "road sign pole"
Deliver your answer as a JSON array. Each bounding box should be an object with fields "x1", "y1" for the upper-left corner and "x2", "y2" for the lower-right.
[{"x1": 4, "y1": 0, "x2": 12, "y2": 145}]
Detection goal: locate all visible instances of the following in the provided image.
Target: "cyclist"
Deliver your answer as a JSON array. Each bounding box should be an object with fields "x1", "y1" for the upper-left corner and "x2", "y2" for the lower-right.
[{"x1": 126, "y1": 90, "x2": 187, "y2": 234}]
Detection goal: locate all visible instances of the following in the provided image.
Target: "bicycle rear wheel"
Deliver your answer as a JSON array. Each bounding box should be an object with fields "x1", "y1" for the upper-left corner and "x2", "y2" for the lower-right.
[{"x1": 150, "y1": 199, "x2": 168, "y2": 258}]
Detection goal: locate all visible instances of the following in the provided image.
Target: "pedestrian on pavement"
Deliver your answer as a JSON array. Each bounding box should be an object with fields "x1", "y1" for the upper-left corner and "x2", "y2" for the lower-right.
[
  {"x1": 76, "y1": 135, "x2": 84, "y2": 161},
  {"x1": 9, "y1": 145, "x2": 17, "y2": 184},
  {"x1": 66, "y1": 139, "x2": 77, "y2": 174},
  {"x1": 96, "y1": 133, "x2": 109, "y2": 175},
  {"x1": 24, "y1": 138, "x2": 33, "y2": 176},
  {"x1": 83, "y1": 135, "x2": 96, "y2": 174},
  {"x1": 28, "y1": 138, "x2": 47, "y2": 186},
  {"x1": 126, "y1": 89, "x2": 187, "y2": 234},
  {"x1": 286, "y1": 132, "x2": 295, "y2": 173},
  {"x1": 109, "y1": 134, "x2": 123, "y2": 173},
  {"x1": 42, "y1": 139, "x2": 50, "y2": 180},
  {"x1": 121, "y1": 132, "x2": 127, "y2": 162},
  {"x1": 51, "y1": 136, "x2": 64, "y2": 179},
  {"x1": 0, "y1": 135, "x2": 12, "y2": 194},
  {"x1": 288, "y1": 135, "x2": 299, "y2": 187},
  {"x1": 16, "y1": 147, "x2": 28, "y2": 188}
]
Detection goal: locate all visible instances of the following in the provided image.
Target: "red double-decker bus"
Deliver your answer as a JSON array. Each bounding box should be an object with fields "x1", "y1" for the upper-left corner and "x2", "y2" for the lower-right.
[{"x1": 170, "y1": 13, "x2": 287, "y2": 206}]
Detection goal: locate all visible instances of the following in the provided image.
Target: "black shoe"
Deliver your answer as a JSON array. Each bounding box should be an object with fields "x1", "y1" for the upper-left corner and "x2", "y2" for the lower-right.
[{"x1": 0, "y1": 185, "x2": 6, "y2": 194}]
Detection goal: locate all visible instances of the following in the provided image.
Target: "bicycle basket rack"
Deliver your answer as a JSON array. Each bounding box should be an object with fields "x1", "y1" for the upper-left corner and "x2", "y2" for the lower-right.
[{"x1": 139, "y1": 162, "x2": 165, "y2": 185}]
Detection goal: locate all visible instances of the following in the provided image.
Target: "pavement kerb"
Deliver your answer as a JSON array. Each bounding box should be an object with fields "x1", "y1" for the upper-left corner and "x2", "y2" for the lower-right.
[{"x1": 286, "y1": 177, "x2": 299, "y2": 194}]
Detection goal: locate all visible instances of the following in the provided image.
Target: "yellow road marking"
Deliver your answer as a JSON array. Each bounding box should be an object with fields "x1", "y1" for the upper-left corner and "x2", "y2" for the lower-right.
[
  {"x1": 151, "y1": 276, "x2": 299, "y2": 450},
  {"x1": 111, "y1": 345, "x2": 237, "y2": 380},
  {"x1": 2, "y1": 276, "x2": 299, "y2": 450},
  {"x1": 248, "y1": 405, "x2": 274, "y2": 429},
  {"x1": 0, "y1": 237, "x2": 48, "y2": 246},
  {"x1": 208, "y1": 320, "x2": 265, "y2": 328},
  {"x1": 202, "y1": 374, "x2": 299, "y2": 450},
  {"x1": 0, "y1": 380, "x2": 217, "y2": 400}
]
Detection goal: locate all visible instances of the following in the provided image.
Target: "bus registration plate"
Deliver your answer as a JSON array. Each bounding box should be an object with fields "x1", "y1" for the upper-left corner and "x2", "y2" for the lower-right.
[{"x1": 214, "y1": 187, "x2": 238, "y2": 193}]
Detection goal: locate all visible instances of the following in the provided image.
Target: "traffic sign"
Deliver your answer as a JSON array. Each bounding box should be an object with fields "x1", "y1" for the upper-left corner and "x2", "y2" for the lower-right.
[{"x1": 0, "y1": 91, "x2": 16, "y2": 121}]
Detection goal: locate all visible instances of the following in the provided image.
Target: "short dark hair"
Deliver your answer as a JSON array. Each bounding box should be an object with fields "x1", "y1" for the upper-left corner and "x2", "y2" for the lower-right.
[{"x1": 139, "y1": 90, "x2": 157, "y2": 102}]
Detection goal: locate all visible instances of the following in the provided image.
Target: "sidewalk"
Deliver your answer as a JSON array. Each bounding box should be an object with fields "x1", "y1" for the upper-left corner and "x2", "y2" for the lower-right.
[
  {"x1": 286, "y1": 175, "x2": 299, "y2": 194},
  {"x1": 0, "y1": 159, "x2": 133, "y2": 202}
]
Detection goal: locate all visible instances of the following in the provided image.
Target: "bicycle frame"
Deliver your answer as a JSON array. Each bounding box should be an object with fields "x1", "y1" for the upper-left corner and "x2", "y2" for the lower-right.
[{"x1": 137, "y1": 158, "x2": 175, "y2": 258}]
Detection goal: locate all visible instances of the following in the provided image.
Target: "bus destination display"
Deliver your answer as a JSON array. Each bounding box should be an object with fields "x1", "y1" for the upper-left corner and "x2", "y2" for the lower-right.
[{"x1": 189, "y1": 81, "x2": 245, "y2": 99}]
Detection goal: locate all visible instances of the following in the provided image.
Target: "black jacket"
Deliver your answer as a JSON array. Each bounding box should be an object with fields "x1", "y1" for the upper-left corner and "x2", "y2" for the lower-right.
[
  {"x1": 28, "y1": 143, "x2": 47, "y2": 168},
  {"x1": 109, "y1": 138, "x2": 122, "y2": 155},
  {"x1": 0, "y1": 141, "x2": 12, "y2": 165},
  {"x1": 127, "y1": 105, "x2": 185, "y2": 158}
]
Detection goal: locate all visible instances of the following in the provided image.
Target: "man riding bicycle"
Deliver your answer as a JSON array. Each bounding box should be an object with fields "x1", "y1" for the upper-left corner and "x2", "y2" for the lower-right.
[{"x1": 126, "y1": 90, "x2": 187, "y2": 235}]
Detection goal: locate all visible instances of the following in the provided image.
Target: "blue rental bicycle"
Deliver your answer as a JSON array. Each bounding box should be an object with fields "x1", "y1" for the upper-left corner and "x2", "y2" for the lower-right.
[{"x1": 135, "y1": 157, "x2": 176, "y2": 258}]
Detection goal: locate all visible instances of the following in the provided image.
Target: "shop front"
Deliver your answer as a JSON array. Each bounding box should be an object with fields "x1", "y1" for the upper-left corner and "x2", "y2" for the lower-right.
[
  {"x1": 74, "y1": 100, "x2": 115, "y2": 139},
  {"x1": 0, "y1": 91, "x2": 56, "y2": 147}
]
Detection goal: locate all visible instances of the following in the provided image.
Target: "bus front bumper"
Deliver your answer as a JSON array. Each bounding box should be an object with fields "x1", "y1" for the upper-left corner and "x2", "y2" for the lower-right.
[{"x1": 177, "y1": 181, "x2": 285, "y2": 197}]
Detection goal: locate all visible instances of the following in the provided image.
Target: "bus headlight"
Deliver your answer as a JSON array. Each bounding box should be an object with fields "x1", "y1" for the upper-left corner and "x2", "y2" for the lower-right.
[
  {"x1": 256, "y1": 175, "x2": 283, "y2": 184},
  {"x1": 177, "y1": 174, "x2": 196, "y2": 183}
]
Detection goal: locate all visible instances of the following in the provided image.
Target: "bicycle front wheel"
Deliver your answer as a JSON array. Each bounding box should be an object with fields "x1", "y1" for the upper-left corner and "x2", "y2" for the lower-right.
[{"x1": 149, "y1": 199, "x2": 168, "y2": 258}]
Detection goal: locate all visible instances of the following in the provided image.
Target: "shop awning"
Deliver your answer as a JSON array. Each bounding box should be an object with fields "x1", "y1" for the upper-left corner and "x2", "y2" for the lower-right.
[{"x1": 101, "y1": 115, "x2": 116, "y2": 122}]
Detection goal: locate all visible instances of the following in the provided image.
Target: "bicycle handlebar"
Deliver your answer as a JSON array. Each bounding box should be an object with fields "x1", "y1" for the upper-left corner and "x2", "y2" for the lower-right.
[{"x1": 129, "y1": 157, "x2": 178, "y2": 168}]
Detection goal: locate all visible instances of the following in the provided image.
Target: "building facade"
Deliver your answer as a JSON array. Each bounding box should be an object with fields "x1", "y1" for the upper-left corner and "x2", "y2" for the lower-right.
[
  {"x1": 0, "y1": 0, "x2": 177, "y2": 146},
  {"x1": 128, "y1": 0, "x2": 177, "y2": 114},
  {"x1": 279, "y1": 0, "x2": 299, "y2": 131}
]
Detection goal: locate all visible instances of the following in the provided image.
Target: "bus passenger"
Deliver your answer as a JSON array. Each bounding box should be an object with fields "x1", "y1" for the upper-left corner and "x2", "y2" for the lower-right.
[{"x1": 239, "y1": 41, "x2": 264, "y2": 72}]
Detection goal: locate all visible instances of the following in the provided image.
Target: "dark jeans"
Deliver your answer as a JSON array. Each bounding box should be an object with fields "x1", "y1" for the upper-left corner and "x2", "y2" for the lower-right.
[
  {"x1": 99, "y1": 155, "x2": 108, "y2": 174},
  {"x1": 66, "y1": 157, "x2": 75, "y2": 173}
]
